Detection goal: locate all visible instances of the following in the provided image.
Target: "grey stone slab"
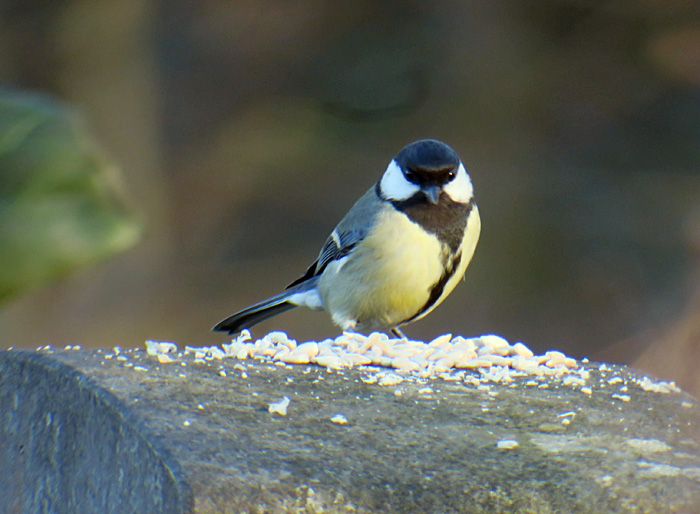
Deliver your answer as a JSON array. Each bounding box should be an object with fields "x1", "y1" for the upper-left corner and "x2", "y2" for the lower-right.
[
  {"x1": 0, "y1": 349, "x2": 190, "y2": 514},
  {"x1": 2, "y1": 346, "x2": 699, "y2": 513}
]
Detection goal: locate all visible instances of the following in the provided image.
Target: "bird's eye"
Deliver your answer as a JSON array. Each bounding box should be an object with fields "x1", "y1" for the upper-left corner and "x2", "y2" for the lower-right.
[
  {"x1": 404, "y1": 169, "x2": 416, "y2": 181},
  {"x1": 447, "y1": 170, "x2": 456, "y2": 180}
]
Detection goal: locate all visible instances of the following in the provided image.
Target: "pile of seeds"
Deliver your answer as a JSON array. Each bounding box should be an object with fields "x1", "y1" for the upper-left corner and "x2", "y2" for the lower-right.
[
  {"x1": 147, "y1": 330, "x2": 582, "y2": 380},
  {"x1": 23, "y1": 330, "x2": 682, "y2": 406},
  {"x1": 140, "y1": 331, "x2": 680, "y2": 395}
]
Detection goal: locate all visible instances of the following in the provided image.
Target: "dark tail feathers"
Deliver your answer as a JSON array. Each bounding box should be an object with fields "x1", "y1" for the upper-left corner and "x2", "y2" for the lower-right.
[{"x1": 212, "y1": 292, "x2": 297, "y2": 335}]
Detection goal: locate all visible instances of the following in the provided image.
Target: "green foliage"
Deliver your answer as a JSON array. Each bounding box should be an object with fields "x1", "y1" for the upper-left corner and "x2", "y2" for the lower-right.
[{"x1": 0, "y1": 91, "x2": 142, "y2": 304}]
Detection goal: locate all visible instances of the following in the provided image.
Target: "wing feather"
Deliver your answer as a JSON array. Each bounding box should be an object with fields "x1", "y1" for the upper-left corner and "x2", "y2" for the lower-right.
[
  {"x1": 286, "y1": 228, "x2": 365, "y2": 289},
  {"x1": 285, "y1": 185, "x2": 380, "y2": 290}
]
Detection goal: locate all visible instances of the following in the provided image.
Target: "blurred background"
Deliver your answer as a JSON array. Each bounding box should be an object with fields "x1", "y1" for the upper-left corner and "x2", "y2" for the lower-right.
[{"x1": 1, "y1": 1, "x2": 699, "y2": 395}]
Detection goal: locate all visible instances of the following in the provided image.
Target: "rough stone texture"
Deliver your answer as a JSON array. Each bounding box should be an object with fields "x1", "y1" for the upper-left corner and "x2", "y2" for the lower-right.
[
  {"x1": 2, "y1": 346, "x2": 700, "y2": 513},
  {"x1": 0, "y1": 350, "x2": 191, "y2": 514}
]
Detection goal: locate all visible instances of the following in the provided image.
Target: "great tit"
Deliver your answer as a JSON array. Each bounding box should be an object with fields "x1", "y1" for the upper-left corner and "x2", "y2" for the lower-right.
[{"x1": 213, "y1": 139, "x2": 480, "y2": 338}]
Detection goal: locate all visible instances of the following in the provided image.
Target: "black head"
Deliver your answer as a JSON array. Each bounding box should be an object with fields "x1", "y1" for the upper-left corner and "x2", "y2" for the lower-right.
[{"x1": 395, "y1": 139, "x2": 460, "y2": 188}]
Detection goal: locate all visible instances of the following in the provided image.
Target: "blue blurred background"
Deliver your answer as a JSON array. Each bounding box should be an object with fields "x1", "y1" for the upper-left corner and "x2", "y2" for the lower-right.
[{"x1": 1, "y1": 1, "x2": 699, "y2": 395}]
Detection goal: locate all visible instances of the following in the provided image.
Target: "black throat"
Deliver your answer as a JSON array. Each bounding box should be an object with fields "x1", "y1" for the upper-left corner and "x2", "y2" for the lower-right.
[{"x1": 376, "y1": 182, "x2": 473, "y2": 253}]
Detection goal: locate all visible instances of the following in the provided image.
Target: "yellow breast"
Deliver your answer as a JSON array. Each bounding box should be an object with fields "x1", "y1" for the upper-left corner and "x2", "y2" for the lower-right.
[{"x1": 319, "y1": 207, "x2": 476, "y2": 330}]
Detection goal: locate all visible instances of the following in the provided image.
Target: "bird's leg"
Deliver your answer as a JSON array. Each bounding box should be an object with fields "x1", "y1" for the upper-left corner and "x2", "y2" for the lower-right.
[{"x1": 390, "y1": 327, "x2": 407, "y2": 339}]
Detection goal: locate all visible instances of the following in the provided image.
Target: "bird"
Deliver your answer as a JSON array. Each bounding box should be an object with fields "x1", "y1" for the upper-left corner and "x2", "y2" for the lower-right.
[{"x1": 213, "y1": 139, "x2": 481, "y2": 338}]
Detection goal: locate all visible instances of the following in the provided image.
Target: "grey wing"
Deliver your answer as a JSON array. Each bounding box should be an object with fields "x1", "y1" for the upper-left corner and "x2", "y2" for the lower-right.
[
  {"x1": 285, "y1": 226, "x2": 365, "y2": 289},
  {"x1": 285, "y1": 186, "x2": 380, "y2": 289},
  {"x1": 317, "y1": 227, "x2": 364, "y2": 272}
]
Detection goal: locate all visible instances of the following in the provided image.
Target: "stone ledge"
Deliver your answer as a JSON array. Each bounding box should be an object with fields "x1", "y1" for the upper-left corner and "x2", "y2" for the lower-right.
[
  {"x1": 0, "y1": 350, "x2": 191, "y2": 513},
  {"x1": 1, "y1": 345, "x2": 699, "y2": 513}
]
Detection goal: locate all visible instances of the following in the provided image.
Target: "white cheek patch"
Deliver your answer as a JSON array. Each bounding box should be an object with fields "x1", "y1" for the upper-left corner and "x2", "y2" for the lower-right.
[
  {"x1": 379, "y1": 159, "x2": 420, "y2": 201},
  {"x1": 444, "y1": 163, "x2": 474, "y2": 203}
]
